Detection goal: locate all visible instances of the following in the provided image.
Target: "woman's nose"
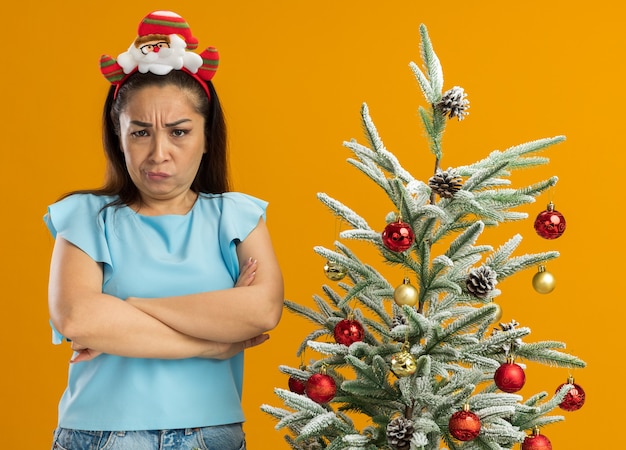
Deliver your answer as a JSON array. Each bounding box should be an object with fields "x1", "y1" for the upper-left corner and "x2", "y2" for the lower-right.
[{"x1": 149, "y1": 135, "x2": 169, "y2": 163}]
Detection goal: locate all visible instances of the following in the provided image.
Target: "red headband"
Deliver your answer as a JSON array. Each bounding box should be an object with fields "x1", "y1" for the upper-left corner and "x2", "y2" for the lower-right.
[{"x1": 111, "y1": 67, "x2": 213, "y2": 100}]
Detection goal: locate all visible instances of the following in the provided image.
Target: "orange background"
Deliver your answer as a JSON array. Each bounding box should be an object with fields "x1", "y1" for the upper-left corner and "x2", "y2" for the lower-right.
[{"x1": 2, "y1": 1, "x2": 622, "y2": 448}]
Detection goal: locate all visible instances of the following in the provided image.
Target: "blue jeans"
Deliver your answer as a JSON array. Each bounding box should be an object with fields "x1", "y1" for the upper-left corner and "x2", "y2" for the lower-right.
[{"x1": 51, "y1": 424, "x2": 245, "y2": 450}]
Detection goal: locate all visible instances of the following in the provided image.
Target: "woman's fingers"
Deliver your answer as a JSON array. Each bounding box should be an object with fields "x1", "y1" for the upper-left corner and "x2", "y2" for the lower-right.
[
  {"x1": 70, "y1": 348, "x2": 103, "y2": 363},
  {"x1": 235, "y1": 257, "x2": 257, "y2": 287},
  {"x1": 243, "y1": 333, "x2": 270, "y2": 349}
]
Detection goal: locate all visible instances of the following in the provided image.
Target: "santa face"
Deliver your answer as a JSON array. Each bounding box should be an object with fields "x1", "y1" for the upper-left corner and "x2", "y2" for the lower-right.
[
  {"x1": 117, "y1": 34, "x2": 190, "y2": 75},
  {"x1": 135, "y1": 34, "x2": 188, "y2": 74}
]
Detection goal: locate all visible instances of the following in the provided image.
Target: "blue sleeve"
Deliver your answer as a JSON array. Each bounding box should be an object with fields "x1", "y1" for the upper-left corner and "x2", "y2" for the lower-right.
[
  {"x1": 43, "y1": 194, "x2": 114, "y2": 344},
  {"x1": 218, "y1": 192, "x2": 268, "y2": 280},
  {"x1": 43, "y1": 194, "x2": 113, "y2": 267}
]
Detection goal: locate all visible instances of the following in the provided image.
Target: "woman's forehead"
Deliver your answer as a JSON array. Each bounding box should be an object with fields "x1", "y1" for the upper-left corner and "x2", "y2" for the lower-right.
[{"x1": 123, "y1": 85, "x2": 201, "y2": 113}]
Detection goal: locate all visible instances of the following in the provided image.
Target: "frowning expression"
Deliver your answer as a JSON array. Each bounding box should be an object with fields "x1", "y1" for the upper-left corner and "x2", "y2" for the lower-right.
[{"x1": 118, "y1": 84, "x2": 206, "y2": 205}]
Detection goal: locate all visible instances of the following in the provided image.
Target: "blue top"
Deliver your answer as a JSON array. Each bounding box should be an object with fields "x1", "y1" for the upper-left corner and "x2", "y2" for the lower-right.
[{"x1": 44, "y1": 192, "x2": 267, "y2": 431}]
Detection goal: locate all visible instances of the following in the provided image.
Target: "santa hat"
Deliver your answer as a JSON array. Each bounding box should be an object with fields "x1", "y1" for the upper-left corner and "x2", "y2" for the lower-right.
[{"x1": 137, "y1": 10, "x2": 199, "y2": 50}]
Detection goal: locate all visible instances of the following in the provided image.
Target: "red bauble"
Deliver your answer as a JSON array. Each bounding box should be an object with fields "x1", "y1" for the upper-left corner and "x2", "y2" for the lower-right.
[
  {"x1": 522, "y1": 432, "x2": 552, "y2": 450},
  {"x1": 448, "y1": 409, "x2": 481, "y2": 441},
  {"x1": 557, "y1": 379, "x2": 586, "y2": 411},
  {"x1": 305, "y1": 373, "x2": 337, "y2": 403},
  {"x1": 333, "y1": 319, "x2": 365, "y2": 346},
  {"x1": 382, "y1": 220, "x2": 415, "y2": 252},
  {"x1": 494, "y1": 361, "x2": 526, "y2": 393},
  {"x1": 288, "y1": 376, "x2": 307, "y2": 394},
  {"x1": 534, "y1": 202, "x2": 566, "y2": 239}
]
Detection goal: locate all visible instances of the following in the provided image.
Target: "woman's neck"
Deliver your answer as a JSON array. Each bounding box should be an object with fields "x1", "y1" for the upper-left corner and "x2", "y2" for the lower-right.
[{"x1": 132, "y1": 191, "x2": 199, "y2": 216}]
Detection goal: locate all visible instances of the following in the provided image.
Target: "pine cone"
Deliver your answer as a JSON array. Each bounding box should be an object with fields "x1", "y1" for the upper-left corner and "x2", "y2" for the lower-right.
[
  {"x1": 466, "y1": 265, "x2": 498, "y2": 299},
  {"x1": 428, "y1": 168, "x2": 463, "y2": 198},
  {"x1": 437, "y1": 86, "x2": 469, "y2": 120},
  {"x1": 298, "y1": 438, "x2": 324, "y2": 450},
  {"x1": 391, "y1": 315, "x2": 407, "y2": 330},
  {"x1": 490, "y1": 320, "x2": 523, "y2": 354},
  {"x1": 387, "y1": 417, "x2": 415, "y2": 450}
]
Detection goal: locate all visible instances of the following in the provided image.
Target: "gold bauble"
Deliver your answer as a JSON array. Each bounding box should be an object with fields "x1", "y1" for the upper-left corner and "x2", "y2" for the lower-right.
[
  {"x1": 532, "y1": 265, "x2": 556, "y2": 294},
  {"x1": 324, "y1": 260, "x2": 348, "y2": 281},
  {"x1": 391, "y1": 349, "x2": 417, "y2": 377},
  {"x1": 393, "y1": 278, "x2": 419, "y2": 307}
]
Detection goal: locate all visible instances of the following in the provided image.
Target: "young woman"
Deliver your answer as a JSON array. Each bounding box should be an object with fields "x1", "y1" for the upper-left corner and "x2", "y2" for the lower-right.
[{"x1": 45, "y1": 11, "x2": 283, "y2": 450}]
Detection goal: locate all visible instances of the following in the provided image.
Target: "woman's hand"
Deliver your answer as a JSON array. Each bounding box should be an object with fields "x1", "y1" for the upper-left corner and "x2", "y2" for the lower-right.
[
  {"x1": 193, "y1": 258, "x2": 262, "y2": 360},
  {"x1": 235, "y1": 257, "x2": 257, "y2": 287},
  {"x1": 70, "y1": 341, "x2": 103, "y2": 363},
  {"x1": 197, "y1": 333, "x2": 270, "y2": 360}
]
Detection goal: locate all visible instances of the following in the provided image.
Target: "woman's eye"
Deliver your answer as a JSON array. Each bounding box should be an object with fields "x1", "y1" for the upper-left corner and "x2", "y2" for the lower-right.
[
  {"x1": 131, "y1": 130, "x2": 149, "y2": 137},
  {"x1": 172, "y1": 129, "x2": 187, "y2": 137}
]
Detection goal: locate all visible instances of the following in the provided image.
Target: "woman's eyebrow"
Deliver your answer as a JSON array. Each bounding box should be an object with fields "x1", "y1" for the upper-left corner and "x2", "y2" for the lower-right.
[
  {"x1": 130, "y1": 120, "x2": 153, "y2": 127},
  {"x1": 164, "y1": 119, "x2": 192, "y2": 127},
  {"x1": 129, "y1": 118, "x2": 192, "y2": 127}
]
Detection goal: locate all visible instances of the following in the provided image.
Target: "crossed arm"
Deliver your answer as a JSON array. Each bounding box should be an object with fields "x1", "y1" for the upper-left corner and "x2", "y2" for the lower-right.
[{"x1": 48, "y1": 218, "x2": 284, "y2": 361}]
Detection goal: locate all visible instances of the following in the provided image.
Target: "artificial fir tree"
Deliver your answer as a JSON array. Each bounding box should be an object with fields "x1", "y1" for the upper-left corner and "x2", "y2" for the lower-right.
[{"x1": 262, "y1": 25, "x2": 585, "y2": 450}]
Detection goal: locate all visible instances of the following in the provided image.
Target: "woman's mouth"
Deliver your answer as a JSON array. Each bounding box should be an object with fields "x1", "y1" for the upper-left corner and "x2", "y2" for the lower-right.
[{"x1": 146, "y1": 171, "x2": 170, "y2": 181}]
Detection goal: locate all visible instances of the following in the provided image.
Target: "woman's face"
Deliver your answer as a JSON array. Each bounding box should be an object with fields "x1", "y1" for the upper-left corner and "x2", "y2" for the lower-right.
[{"x1": 118, "y1": 84, "x2": 206, "y2": 206}]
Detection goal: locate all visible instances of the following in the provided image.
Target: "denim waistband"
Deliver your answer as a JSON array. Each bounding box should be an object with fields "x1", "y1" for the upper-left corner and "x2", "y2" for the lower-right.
[{"x1": 52, "y1": 423, "x2": 245, "y2": 450}]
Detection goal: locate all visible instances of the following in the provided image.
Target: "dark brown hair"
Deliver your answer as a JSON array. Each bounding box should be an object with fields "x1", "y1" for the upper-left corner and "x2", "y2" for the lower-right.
[{"x1": 66, "y1": 71, "x2": 229, "y2": 207}]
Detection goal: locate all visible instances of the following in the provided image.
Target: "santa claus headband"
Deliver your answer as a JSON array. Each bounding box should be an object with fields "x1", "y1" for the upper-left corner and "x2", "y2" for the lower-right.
[{"x1": 99, "y1": 10, "x2": 219, "y2": 99}]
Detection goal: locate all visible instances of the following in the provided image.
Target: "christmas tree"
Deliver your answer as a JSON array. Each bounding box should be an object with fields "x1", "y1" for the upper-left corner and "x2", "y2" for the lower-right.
[{"x1": 261, "y1": 24, "x2": 585, "y2": 450}]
